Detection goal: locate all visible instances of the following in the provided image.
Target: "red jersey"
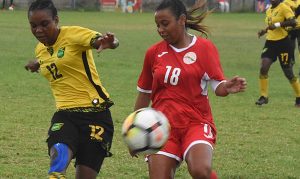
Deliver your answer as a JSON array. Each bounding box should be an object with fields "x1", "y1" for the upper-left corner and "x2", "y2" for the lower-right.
[{"x1": 137, "y1": 36, "x2": 226, "y2": 130}]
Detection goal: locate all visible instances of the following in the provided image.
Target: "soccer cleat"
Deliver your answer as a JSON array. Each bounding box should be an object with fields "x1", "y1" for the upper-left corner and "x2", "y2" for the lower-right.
[
  {"x1": 255, "y1": 96, "x2": 268, "y2": 105},
  {"x1": 295, "y1": 97, "x2": 300, "y2": 107}
]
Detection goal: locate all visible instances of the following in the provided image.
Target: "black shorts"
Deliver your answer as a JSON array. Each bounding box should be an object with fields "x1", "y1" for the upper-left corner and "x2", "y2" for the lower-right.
[
  {"x1": 261, "y1": 37, "x2": 294, "y2": 68},
  {"x1": 47, "y1": 109, "x2": 114, "y2": 173},
  {"x1": 288, "y1": 29, "x2": 300, "y2": 41}
]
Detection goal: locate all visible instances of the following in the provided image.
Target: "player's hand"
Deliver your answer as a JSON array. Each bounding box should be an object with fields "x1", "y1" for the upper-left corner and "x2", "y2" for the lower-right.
[
  {"x1": 25, "y1": 60, "x2": 40, "y2": 73},
  {"x1": 225, "y1": 76, "x2": 247, "y2": 94},
  {"x1": 96, "y1": 32, "x2": 119, "y2": 52},
  {"x1": 257, "y1": 29, "x2": 267, "y2": 38}
]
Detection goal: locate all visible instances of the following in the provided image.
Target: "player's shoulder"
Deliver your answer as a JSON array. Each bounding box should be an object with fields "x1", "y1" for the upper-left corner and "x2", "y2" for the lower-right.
[
  {"x1": 146, "y1": 40, "x2": 168, "y2": 53},
  {"x1": 60, "y1": 25, "x2": 90, "y2": 34},
  {"x1": 35, "y1": 42, "x2": 46, "y2": 54},
  {"x1": 279, "y1": 2, "x2": 292, "y2": 10},
  {"x1": 195, "y1": 36, "x2": 216, "y2": 49}
]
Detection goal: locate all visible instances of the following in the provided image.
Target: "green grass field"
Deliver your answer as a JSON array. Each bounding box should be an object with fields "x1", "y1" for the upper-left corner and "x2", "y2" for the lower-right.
[{"x1": 0, "y1": 10, "x2": 299, "y2": 178}]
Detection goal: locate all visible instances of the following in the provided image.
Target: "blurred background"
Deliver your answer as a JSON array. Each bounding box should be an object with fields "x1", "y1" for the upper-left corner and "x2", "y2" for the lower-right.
[{"x1": 9, "y1": 0, "x2": 261, "y2": 13}]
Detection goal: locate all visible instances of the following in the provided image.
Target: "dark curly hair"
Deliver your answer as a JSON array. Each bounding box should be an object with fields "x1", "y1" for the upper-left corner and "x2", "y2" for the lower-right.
[{"x1": 28, "y1": 0, "x2": 57, "y2": 19}]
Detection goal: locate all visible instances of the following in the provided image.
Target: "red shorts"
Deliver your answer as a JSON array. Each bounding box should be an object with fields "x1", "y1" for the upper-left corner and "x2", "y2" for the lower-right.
[{"x1": 156, "y1": 123, "x2": 216, "y2": 162}]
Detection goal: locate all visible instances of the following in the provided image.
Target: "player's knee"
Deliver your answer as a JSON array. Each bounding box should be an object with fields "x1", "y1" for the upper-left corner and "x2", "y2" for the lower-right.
[
  {"x1": 283, "y1": 70, "x2": 295, "y2": 81},
  {"x1": 48, "y1": 143, "x2": 70, "y2": 174},
  {"x1": 188, "y1": 164, "x2": 211, "y2": 179},
  {"x1": 289, "y1": 76, "x2": 298, "y2": 83}
]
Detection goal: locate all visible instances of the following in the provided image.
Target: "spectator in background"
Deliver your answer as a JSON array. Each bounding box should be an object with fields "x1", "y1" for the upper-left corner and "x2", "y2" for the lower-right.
[
  {"x1": 120, "y1": 0, "x2": 127, "y2": 12},
  {"x1": 127, "y1": 0, "x2": 134, "y2": 13},
  {"x1": 1, "y1": 0, "x2": 14, "y2": 10},
  {"x1": 218, "y1": 0, "x2": 230, "y2": 12},
  {"x1": 133, "y1": 0, "x2": 142, "y2": 13},
  {"x1": 257, "y1": 0, "x2": 265, "y2": 13}
]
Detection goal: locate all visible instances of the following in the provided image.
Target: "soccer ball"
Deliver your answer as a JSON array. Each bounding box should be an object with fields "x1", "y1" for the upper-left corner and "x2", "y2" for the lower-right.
[{"x1": 122, "y1": 108, "x2": 170, "y2": 155}]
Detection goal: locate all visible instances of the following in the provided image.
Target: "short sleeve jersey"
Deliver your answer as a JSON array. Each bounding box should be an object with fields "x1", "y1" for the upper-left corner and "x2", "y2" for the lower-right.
[
  {"x1": 137, "y1": 36, "x2": 225, "y2": 130},
  {"x1": 265, "y1": 3, "x2": 295, "y2": 40},
  {"x1": 283, "y1": 0, "x2": 297, "y2": 11},
  {"x1": 35, "y1": 26, "x2": 112, "y2": 109}
]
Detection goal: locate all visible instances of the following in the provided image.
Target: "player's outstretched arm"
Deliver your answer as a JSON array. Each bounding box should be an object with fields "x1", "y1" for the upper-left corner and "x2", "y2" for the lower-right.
[
  {"x1": 215, "y1": 76, "x2": 247, "y2": 97},
  {"x1": 25, "y1": 59, "x2": 40, "y2": 73},
  {"x1": 93, "y1": 32, "x2": 119, "y2": 52}
]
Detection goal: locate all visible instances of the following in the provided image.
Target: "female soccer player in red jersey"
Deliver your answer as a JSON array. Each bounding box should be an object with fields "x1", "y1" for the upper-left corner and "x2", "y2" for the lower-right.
[
  {"x1": 132, "y1": 0, "x2": 247, "y2": 178},
  {"x1": 25, "y1": 0, "x2": 119, "y2": 178}
]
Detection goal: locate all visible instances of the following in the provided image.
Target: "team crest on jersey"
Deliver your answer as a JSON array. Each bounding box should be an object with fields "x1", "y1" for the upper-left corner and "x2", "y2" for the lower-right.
[
  {"x1": 183, "y1": 52, "x2": 197, "y2": 64},
  {"x1": 57, "y1": 47, "x2": 65, "y2": 58}
]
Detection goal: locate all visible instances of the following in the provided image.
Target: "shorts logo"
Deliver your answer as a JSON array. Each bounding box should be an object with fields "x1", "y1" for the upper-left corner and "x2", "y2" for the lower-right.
[
  {"x1": 51, "y1": 123, "x2": 64, "y2": 131},
  {"x1": 262, "y1": 48, "x2": 267, "y2": 53},
  {"x1": 204, "y1": 124, "x2": 213, "y2": 139},
  {"x1": 183, "y1": 52, "x2": 197, "y2": 64}
]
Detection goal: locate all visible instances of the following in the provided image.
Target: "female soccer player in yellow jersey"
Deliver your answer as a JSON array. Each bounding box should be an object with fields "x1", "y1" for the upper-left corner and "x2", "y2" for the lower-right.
[
  {"x1": 256, "y1": 0, "x2": 300, "y2": 107},
  {"x1": 25, "y1": 0, "x2": 119, "y2": 178}
]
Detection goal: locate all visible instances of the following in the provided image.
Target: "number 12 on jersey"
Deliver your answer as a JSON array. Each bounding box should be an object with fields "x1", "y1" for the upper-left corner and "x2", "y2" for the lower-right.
[{"x1": 164, "y1": 66, "x2": 181, "y2": 85}]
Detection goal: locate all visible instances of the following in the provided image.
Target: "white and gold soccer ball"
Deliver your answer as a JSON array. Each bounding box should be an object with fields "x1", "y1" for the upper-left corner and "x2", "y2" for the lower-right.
[{"x1": 122, "y1": 108, "x2": 170, "y2": 155}]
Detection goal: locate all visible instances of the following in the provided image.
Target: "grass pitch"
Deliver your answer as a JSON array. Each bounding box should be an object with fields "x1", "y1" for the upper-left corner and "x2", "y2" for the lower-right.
[{"x1": 0, "y1": 11, "x2": 299, "y2": 178}]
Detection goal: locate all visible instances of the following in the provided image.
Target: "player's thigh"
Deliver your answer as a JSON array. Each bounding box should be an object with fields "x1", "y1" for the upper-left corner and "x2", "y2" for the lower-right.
[
  {"x1": 47, "y1": 111, "x2": 79, "y2": 155},
  {"x1": 182, "y1": 123, "x2": 215, "y2": 177},
  {"x1": 185, "y1": 144, "x2": 213, "y2": 172},
  {"x1": 277, "y1": 38, "x2": 294, "y2": 69},
  {"x1": 148, "y1": 154, "x2": 178, "y2": 179},
  {"x1": 75, "y1": 110, "x2": 114, "y2": 173}
]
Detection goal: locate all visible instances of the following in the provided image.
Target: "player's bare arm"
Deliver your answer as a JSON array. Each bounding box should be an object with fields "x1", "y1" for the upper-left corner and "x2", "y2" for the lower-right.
[
  {"x1": 215, "y1": 76, "x2": 247, "y2": 96},
  {"x1": 93, "y1": 32, "x2": 119, "y2": 52}
]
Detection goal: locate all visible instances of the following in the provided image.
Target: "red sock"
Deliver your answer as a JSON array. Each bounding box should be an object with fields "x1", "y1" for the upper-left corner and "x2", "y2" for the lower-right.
[{"x1": 210, "y1": 170, "x2": 218, "y2": 179}]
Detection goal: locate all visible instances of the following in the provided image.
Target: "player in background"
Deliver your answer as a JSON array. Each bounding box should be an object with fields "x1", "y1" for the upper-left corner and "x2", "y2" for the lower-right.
[
  {"x1": 131, "y1": 0, "x2": 247, "y2": 178},
  {"x1": 25, "y1": 0, "x2": 119, "y2": 178},
  {"x1": 256, "y1": 0, "x2": 300, "y2": 107},
  {"x1": 283, "y1": 0, "x2": 300, "y2": 74}
]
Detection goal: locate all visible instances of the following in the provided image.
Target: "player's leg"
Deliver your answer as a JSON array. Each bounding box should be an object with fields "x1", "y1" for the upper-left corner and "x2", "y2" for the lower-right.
[
  {"x1": 278, "y1": 37, "x2": 300, "y2": 106},
  {"x1": 147, "y1": 126, "x2": 181, "y2": 179},
  {"x1": 48, "y1": 143, "x2": 73, "y2": 179},
  {"x1": 183, "y1": 124, "x2": 217, "y2": 179},
  {"x1": 185, "y1": 144, "x2": 213, "y2": 179},
  {"x1": 47, "y1": 111, "x2": 78, "y2": 178},
  {"x1": 256, "y1": 40, "x2": 276, "y2": 105},
  {"x1": 148, "y1": 154, "x2": 178, "y2": 179},
  {"x1": 296, "y1": 30, "x2": 300, "y2": 76},
  {"x1": 288, "y1": 30, "x2": 296, "y2": 65},
  {"x1": 75, "y1": 109, "x2": 114, "y2": 179}
]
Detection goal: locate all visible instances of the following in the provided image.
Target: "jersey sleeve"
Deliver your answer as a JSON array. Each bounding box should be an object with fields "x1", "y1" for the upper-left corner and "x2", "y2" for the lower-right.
[
  {"x1": 283, "y1": 3, "x2": 295, "y2": 19},
  {"x1": 203, "y1": 40, "x2": 225, "y2": 82},
  {"x1": 137, "y1": 47, "x2": 155, "y2": 93},
  {"x1": 68, "y1": 26, "x2": 102, "y2": 50}
]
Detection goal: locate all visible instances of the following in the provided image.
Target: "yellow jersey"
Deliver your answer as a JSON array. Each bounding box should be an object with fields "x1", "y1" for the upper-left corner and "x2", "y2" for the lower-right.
[
  {"x1": 283, "y1": 0, "x2": 297, "y2": 10},
  {"x1": 35, "y1": 26, "x2": 113, "y2": 110},
  {"x1": 265, "y1": 3, "x2": 295, "y2": 40},
  {"x1": 283, "y1": 0, "x2": 300, "y2": 28}
]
